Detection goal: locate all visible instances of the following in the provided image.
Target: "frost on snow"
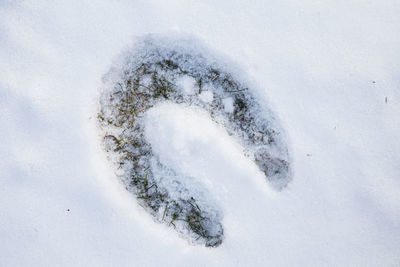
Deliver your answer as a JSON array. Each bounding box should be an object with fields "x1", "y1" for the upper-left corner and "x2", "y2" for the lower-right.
[{"x1": 98, "y1": 35, "x2": 291, "y2": 247}]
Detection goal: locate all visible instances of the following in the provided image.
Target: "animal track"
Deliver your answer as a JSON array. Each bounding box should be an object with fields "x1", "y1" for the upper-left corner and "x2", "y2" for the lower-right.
[{"x1": 98, "y1": 35, "x2": 291, "y2": 247}]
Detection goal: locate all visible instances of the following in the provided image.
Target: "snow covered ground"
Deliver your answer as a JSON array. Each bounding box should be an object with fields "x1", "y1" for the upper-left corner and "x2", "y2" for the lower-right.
[{"x1": 1, "y1": 0, "x2": 399, "y2": 266}]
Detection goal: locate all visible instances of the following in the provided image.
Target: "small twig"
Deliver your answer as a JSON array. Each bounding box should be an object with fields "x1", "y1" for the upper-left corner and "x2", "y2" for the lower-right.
[
  {"x1": 188, "y1": 200, "x2": 201, "y2": 212},
  {"x1": 162, "y1": 203, "x2": 168, "y2": 221},
  {"x1": 104, "y1": 135, "x2": 120, "y2": 145},
  {"x1": 211, "y1": 74, "x2": 220, "y2": 81},
  {"x1": 144, "y1": 168, "x2": 149, "y2": 187},
  {"x1": 225, "y1": 88, "x2": 248, "y2": 93}
]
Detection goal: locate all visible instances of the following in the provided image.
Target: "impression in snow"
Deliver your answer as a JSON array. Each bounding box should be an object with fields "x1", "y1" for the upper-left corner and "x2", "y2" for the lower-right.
[{"x1": 98, "y1": 34, "x2": 291, "y2": 247}]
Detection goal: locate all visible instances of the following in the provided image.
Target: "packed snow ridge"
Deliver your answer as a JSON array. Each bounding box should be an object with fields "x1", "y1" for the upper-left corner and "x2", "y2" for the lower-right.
[{"x1": 98, "y1": 35, "x2": 291, "y2": 247}]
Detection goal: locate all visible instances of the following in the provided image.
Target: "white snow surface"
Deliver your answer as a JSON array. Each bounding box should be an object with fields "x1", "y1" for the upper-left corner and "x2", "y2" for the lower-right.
[
  {"x1": 176, "y1": 76, "x2": 196, "y2": 96},
  {"x1": 1, "y1": 0, "x2": 400, "y2": 266}
]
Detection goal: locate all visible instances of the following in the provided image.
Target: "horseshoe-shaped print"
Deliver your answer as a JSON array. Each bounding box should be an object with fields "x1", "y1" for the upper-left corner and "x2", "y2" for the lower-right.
[{"x1": 98, "y1": 35, "x2": 291, "y2": 247}]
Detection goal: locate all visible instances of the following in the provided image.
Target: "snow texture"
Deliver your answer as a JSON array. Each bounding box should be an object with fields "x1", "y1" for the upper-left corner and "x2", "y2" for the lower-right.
[
  {"x1": 1, "y1": 0, "x2": 400, "y2": 266},
  {"x1": 98, "y1": 35, "x2": 290, "y2": 246}
]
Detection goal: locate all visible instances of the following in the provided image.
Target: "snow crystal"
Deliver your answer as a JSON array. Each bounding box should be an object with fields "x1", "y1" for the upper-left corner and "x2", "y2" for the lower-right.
[
  {"x1": 176, "y1": 75, "x2": 196, "y2": 95},
  {"x1": 222, "y1": 97, "x2": 234, "y2": 113},
  {"x1": 198, "y1": 91, "x2": 213, "y2": 103}
]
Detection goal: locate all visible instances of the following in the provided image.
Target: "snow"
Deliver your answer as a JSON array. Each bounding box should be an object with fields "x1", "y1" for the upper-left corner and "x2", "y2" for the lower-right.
[
  {"x1": 176, "y1": 76, "x2": 196, "y2": 95},
  {"x1": 198, "y1": 91, "x2": 214, "y2": 103},
  {"x1": 222, "y1": 97, "x2": 234, "y2": 113},
  {"x1": 1, "y1": 0, "x2": 400, "y2": 266}
]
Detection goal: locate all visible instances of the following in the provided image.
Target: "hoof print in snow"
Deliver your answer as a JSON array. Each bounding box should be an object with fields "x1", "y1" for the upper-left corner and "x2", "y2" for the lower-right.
[{"x1": 98, "y1": 35, "x2": 291, "y2": 247}]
